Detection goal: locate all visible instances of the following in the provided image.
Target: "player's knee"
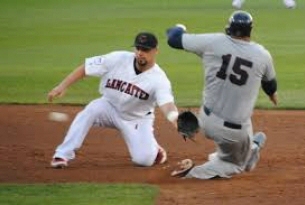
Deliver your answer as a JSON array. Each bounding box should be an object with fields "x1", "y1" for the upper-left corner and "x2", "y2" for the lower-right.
[{"x1": 131, "y1": 153, "x2": 155, "y2": 167}]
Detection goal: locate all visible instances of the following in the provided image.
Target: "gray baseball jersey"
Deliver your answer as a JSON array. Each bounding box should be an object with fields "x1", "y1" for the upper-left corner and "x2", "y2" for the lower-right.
[{"x1": 182, "y1": 33, "x2": 276, "y2": 123}]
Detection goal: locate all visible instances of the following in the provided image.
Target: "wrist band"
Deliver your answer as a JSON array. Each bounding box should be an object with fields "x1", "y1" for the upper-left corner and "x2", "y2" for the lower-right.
[{"x1": 167, "y1": 111, "x2": 178, "y2": 122}]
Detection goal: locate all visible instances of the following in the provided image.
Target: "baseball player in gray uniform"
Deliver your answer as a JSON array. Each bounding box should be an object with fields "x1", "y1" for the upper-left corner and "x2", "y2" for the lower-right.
[
  {"x1": 48, "y1": 32, "x2": 179, "y2": 168},
  {"x1": 167, "y1": 11, "x2": 278, "y2": 179}
]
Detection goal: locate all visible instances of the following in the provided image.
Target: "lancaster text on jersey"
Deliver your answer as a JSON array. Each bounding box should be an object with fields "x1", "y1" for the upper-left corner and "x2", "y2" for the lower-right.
[{"x1": 105, "y1": 78, "x2": 149, "y2": 100}]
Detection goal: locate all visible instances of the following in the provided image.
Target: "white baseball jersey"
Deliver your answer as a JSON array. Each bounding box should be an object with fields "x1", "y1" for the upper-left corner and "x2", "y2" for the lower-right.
[
  {"x1": 182, "y1": 33, "x2": 276, "y2": 123},
  {"x1": 85, "y1": 51, "x2": 174, "y2": 120},
  {"x1": 53, "y1": 50, "x2": 174, "y2": 167}
]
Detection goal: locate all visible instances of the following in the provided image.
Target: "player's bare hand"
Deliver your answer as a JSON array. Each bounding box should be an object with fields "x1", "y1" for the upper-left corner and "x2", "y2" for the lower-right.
[
  {"x1": 269, "y1": 92, "x2": 278, "y2": 106},
  {"x1": 48, "y1": 85, "x2": 66, "y2": 102}
]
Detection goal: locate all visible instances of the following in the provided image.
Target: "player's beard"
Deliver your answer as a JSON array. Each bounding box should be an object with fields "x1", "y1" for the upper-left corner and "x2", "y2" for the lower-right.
[{"x1": 136, "y1": 58, "x2": 147, "y2": 67}]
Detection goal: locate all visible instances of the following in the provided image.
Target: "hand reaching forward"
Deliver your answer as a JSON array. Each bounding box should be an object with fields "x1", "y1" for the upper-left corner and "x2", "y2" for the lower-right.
[
  {"x1": 48, "y1": 85, "x2": 66, "y2": 102},
  {"x1": 269, "y1": 92, "x2": 278, "y2": 106}
]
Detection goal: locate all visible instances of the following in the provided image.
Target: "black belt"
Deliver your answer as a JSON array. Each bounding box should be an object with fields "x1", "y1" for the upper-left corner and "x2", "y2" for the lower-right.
[{"x1": 203, "y1": 106, "x2": 242, "y2": 130}]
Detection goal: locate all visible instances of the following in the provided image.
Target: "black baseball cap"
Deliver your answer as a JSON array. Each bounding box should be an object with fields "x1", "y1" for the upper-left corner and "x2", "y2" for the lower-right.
[{"x1": 133, "y1": 32, "x2": 158, "y2": 49}]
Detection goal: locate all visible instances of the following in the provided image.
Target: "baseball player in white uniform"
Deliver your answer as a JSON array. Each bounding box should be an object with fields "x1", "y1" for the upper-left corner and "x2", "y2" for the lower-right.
[
  {"x1": 167, "y1": 11, "x2": 278, "y2": 179},
  {"x1": 48, "y1": 32, "x2": 179, "y2": 168},
  {"x1": 232, "y1": 0, "x2": 296, "y2": 9}
]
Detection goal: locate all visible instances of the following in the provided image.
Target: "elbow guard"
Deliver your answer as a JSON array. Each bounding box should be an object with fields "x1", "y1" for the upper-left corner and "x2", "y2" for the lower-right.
[
  {"x1": 261, "y1": 79, "x2": 277, "y2": 96},
  {"x1": 166, "y1": 27, "x2": 185, "y2": 49}
]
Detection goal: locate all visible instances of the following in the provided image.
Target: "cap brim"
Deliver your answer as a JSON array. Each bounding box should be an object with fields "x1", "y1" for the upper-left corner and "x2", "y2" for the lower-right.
[{"x1": 133, "y1": 44, "x2": 155, "y2": 49}]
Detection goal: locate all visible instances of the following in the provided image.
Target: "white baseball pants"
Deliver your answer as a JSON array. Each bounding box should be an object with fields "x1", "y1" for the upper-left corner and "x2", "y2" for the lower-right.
[{"x1": 53, "y1": 97, "x2": 160, "y2": 166}]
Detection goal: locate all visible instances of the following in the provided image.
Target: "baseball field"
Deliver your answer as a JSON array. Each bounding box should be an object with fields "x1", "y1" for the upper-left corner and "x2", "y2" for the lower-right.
[{"x1": 1, "y1": 0, "x2": 305, "y2": 204}]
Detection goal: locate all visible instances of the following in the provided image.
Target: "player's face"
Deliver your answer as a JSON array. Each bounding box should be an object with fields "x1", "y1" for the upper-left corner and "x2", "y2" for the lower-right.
[{"x1": 135, "y1": 46, "x2": 158, "y2": 67}]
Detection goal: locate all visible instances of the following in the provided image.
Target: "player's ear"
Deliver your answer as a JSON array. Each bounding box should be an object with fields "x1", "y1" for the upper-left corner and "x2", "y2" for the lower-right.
[{"x1": 154, "y1": 47, "x2": 159, "y2": 54}]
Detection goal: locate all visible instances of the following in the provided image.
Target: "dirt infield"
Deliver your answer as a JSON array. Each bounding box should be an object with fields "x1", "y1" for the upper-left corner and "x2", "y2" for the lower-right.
[{"x1": 0, "y1": 104, "x2": 305, "y2": 204}]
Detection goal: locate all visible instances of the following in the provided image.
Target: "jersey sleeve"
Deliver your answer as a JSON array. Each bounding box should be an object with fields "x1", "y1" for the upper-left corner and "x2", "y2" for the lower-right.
[
  {"x1": 182, "y1": 33, "x2": 215, "y2": 56},
  {"x1": 262, "y1": 50, "x2": 276, "y2": 81},
  {"x1": 85, "y1": 52, "x2": 118, "y2": 77},
  {"x1": 85, "y1": 56, "x2": 108, "y2": 77},
  {"x1": 155, "y1": 77, "x2": 175, "y2": 106}
]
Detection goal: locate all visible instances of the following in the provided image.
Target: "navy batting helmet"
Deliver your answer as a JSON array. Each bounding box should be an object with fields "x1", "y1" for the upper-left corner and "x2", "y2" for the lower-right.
[{"x1": 225, "y1": 10, "x2": 253, "y2": 37}]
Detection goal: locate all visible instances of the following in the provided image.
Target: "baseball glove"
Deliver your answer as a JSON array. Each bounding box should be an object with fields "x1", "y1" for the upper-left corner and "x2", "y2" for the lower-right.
[{"x1": 177, "y1": 111, "x2": 199, "y2": 141}]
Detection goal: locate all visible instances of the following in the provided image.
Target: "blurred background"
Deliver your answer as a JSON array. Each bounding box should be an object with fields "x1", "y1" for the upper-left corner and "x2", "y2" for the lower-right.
[{"x1": 0, "y1": 0, "x2": 304, "y2": 108}]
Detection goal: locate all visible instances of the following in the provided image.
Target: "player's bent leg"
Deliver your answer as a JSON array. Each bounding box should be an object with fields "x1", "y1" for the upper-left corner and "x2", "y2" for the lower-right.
[
  {"x1": 131, "y1": 147, "x2": 158, "y2": 166},
  {"x1": 125, "y1": 139, "x2": 160, "y2": 166},
  {"x1": 130, "y1": 144, "x2": 165, "y2": 166},
  {"x1": 185, "y1": 157, "x2": 243, "y2": 179},
  {"x1": 119, "y1": 116, "x2": 164, "y2": 167}
]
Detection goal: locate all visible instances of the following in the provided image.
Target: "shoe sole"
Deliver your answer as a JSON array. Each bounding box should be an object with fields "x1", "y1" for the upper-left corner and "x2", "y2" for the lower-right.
[
  {"x1": 50, "y1": 159, "x2": 68, "y2": 169},
  {"x1": 171, "y1": 159, "x2": 194, "y2": 177},
  {"x1": 155, "y1": 147, "x2": 167, "y2": 164}
]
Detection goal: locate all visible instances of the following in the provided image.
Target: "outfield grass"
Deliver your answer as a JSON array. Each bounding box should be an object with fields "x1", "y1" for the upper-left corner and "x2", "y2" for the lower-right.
[
  {"x1": 0, "y1": 0, "x2": 304, "y2": 107},
  {"x1": 0, "y1": 183, "x2": 158, "y2": 205}
]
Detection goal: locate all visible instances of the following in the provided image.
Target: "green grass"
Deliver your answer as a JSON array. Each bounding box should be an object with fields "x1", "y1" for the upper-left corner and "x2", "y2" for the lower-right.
[
  {"x1": 0, "y1": 0, "x2": 304, "y2": 107},
  {"x1": 0, "y1": 183, "x2": 158, "y2": 205}
]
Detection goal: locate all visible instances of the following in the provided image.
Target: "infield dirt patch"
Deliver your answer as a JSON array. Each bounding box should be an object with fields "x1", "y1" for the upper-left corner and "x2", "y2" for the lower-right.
[{"x1": 0, "y1": 105, "x2": 304, "y2": 204}]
